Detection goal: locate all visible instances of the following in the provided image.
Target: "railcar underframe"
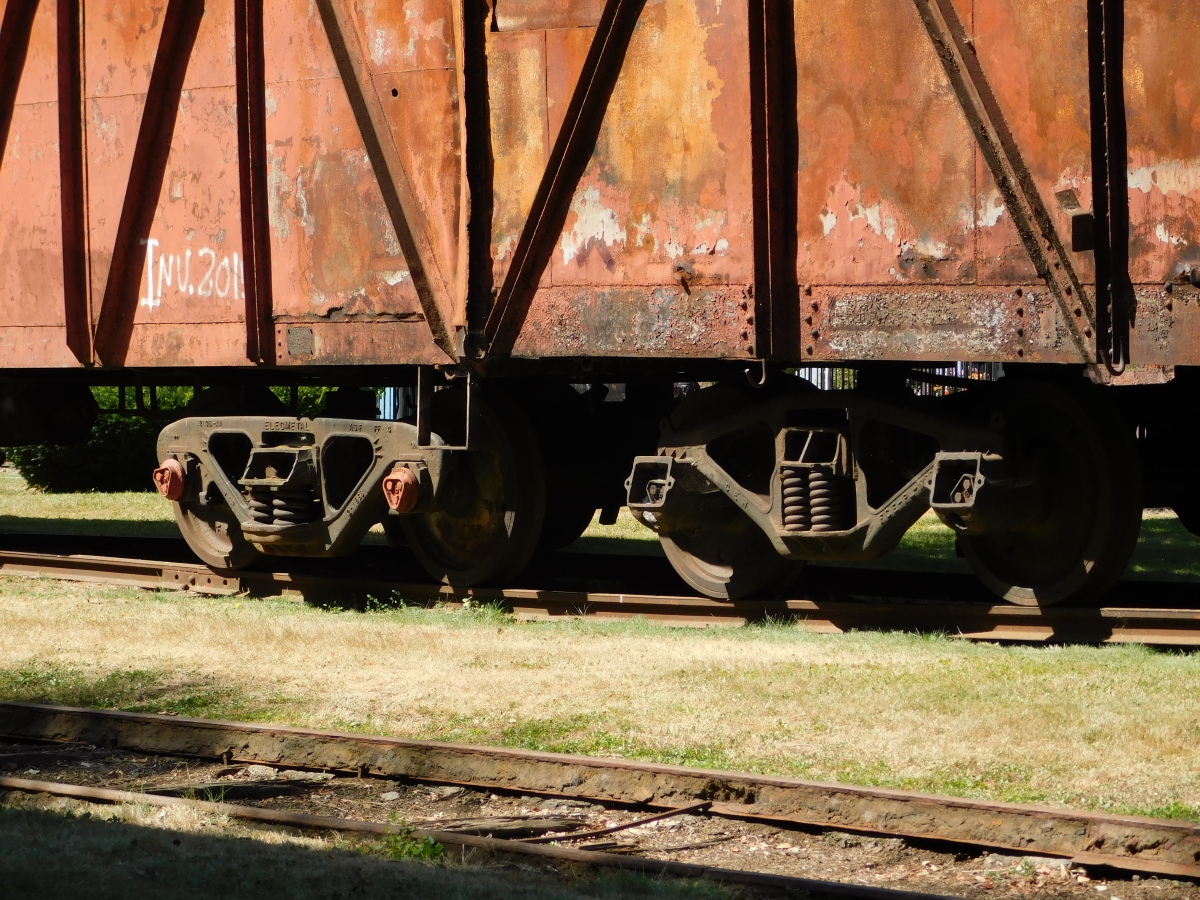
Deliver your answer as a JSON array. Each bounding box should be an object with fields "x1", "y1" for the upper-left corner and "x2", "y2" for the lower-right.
[{"x1": 2, "y1": 0, "x2": 1199, "y2": 604}]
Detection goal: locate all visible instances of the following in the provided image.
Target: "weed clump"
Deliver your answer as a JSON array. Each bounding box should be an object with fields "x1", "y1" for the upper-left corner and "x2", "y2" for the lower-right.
[{"x1": 371, "y1": 821, "x2": 444, "y2": 862}]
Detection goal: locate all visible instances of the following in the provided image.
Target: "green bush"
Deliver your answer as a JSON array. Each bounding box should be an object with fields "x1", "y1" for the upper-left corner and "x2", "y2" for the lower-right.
[
  {"x1": 6, "y1": 415, "x2": 164, "y2": 493},
  {"x1": 4, "y1": 385, "x2": 358, "y2": 493}
]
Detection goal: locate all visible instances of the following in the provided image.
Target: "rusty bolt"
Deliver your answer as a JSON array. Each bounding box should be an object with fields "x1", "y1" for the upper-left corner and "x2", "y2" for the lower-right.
[
  {"x1": 1074, "y1": 308, "x2": 1083, "y2": 317},
  {"x1": 152, "y1": 458, "x2": 185, "y2": 501},
  {"x1": 1016, "y1": 328, "x2": 1024, "y2": 338},
  {"x1": 1065, "y1": 286, "x2": 1073, "y2": 296},
  {"x1": 804, "y1": 285, "x2": 813, "y2": 296},
  {"x1": 1166, "y1": 297, "x2": 1174, "y2": 312},
  {"x1": 383, "y1": 466, "x2": 420, "y2": 513},
  {"x1": 1017, "y1": 348, "x2": 1025, "y2": 357},
  {"x1": 811, "y1": 329, "x2": 820, "y2": 339},
  {"x1": 806, "y1": 344, "x2": 814, "y2": 355},
  {"x1": 1084, "y1": 327, "x2": 1093, "y2": 337},
  {"x1": 1016, "y1": 307, "x2": 1025, "y2": 317},
  {"x1": 811, "y1": 301, "x2": 819, "y2": 312}
]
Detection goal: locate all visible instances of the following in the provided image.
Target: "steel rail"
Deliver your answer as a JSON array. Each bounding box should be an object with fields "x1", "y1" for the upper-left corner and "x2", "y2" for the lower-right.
[
  {"x1": 1, "y1": 702, "x2": 1198, "y2": 880},
  {"x1": 1, "y1": 547, "x2": 1199, "y2": 646},
  {"x1": 0, "y1": 774, "x2": 957, "y2": 900}
]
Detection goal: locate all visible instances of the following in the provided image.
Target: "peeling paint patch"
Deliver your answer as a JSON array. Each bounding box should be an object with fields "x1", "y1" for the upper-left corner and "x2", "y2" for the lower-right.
[
  {"x1": 560, "y1": 186, "x2": 627, "y2": 265},
  {"x1": 1156, "y1": 223, "x2": 1188, "y2": 247},
  {"x1": 1129, "y1": 157, "x2": 1200, "y2": 197}
]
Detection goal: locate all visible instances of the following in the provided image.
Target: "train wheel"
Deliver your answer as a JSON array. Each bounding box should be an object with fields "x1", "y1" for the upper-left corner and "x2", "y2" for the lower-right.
[
  {"x1": 174, "y1": 500, "x2": 260, "y2": 570},
  {"x1": 957, "y1": 382, "x2": 1142, "y2": 606},
  {"x1": 390, "y1": 387, "x2": 546, "y2": 586},
  {"x1": 659, "y1": 494, "x2": 802, "y2": 600}
]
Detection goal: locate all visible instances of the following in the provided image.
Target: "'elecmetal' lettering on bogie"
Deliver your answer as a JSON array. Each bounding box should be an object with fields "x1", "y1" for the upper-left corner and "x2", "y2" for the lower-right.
[{"x1": 264, "y1": 421, "x2": 311, "y2": 432}]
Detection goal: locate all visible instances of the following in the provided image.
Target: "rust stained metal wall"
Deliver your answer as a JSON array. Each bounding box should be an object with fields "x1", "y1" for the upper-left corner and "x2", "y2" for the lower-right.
[
  {"x1": 81, "y1": 1, "x2": 247, "y2": 367},
  {"x1": 799, "y1": 0, "x2": 1096, "y2": 364},
  {"x1": 264, "y1": 0, "x2": 453, "y2": 366},
  {"x1": 507, "y1": 0, "x2": 757, "y2": 358},
  {"x1": 1124, "y1": 0, "x2": 1200, "y2": 365},
  {"x1": 801, "y1": 0, "x2": 1200, "y2": 367},
  {"x1": 2, "y1": 0, "x2": 1200, "y2": 370},
  {"x1": 0, "y1": 2, "x2": 70, "y2": 366}
]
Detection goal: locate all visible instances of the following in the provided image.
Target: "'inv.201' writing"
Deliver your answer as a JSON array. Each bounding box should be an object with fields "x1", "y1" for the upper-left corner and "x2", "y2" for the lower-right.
[{"x1": 140, "y1": 238, "x2": 246, "y2": 309}]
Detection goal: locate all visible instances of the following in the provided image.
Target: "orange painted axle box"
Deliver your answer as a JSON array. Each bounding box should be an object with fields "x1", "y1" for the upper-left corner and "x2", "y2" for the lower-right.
[{"x1": 0, "y1": 0, "x2": 1197, "y2": 371}]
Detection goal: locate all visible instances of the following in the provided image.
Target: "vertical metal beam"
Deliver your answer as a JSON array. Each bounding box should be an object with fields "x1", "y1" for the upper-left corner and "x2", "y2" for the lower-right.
[
  {"x1": 458, "y1": 0, "x2": 494, "y2": 348},
  {"x1": 482, "y1": 0, "x2": 646, "y2": 356},
  {"x1": 0, "y1": 0, "x2": 40, "y2": 172},
  {"x1": 1089, "y1": 0, "x2": 1132, "y2": 372},
  {"x1": 235, "y1": 0, "x2": 274, "y2": 365},
  {"x1": 749, "y1": 0, "x2": 799, "y2": 361},
  {"x1": 913, "y1": 0, "x2": 1096, "y2": 363},
  {"x1": 314, "y1": 0, "x2": 458, "y2": 361},
  {"x1": 56, "y1": 0, "x2": 92, "y2": 364},
  {"x1": 93, "y1": 0, "x2": 205, "y2": 367}
]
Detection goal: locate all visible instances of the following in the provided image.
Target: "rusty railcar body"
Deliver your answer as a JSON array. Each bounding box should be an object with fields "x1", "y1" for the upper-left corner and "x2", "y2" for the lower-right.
[{"x1": 1, "y1": 0, "x2": 1198, "y2": 604}]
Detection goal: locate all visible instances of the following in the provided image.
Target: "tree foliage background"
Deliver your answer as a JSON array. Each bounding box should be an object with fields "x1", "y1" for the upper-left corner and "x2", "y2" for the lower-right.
[{"x1": 4, "y1": 386, "x2": 342, "y2": 493}]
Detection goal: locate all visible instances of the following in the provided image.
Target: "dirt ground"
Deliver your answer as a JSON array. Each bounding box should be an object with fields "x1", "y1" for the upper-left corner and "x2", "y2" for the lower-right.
[{"x1": 1, "y1": 740, "x2": 1197, "y2": 900}]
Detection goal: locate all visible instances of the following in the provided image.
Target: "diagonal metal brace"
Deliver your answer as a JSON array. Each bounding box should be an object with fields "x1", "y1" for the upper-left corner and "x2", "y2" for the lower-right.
[{"x1": 913, "y1": 0, "x2": 1097, "y2": 364}]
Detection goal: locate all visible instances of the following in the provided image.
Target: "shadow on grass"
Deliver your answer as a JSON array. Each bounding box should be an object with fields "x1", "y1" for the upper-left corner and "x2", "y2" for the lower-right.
[
  {"x1": 0, "y1": 806, "x2": 741, "y2": 900},
  {"x1": 0, "y1": 516, "x2": 181, "y2": 540},
  {"x1": 0, "y1": 662, "x2": 289, "y2": 722}
]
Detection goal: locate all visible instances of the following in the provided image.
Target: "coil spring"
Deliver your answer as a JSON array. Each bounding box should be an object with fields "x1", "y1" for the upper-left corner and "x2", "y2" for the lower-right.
[
  {"x1": 809, "y1": 466, "x2": 853, "y2": 533},
  {"x1": 246, "y1": 487, "x2": 321, "y2": 525},
  {"x1": 780, "y1": 465, "x2": 811, "y2": 532}
]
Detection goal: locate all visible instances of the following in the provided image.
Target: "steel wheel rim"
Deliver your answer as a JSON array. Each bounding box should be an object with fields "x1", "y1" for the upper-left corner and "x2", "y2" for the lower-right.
[{"x1": 399, "y1": 390, "x2": 545, "y2": 587}]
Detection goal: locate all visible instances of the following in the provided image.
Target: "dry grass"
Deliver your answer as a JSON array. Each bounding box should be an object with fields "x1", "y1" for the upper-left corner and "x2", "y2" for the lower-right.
[
  {"x1": 0, "y1": 796, "x2": 731, "y2": 900},
  {"x1": 1, "y1": 576, "x2": 1198, "y2": 822}
]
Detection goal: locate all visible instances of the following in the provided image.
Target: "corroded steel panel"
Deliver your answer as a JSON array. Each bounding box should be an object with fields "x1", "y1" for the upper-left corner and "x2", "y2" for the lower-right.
[
  {"x1": 275, "y1": 321, "x2": 446, "y2": 366},
  {"x1": 264, "y1": 75, "x2": 424, "y2": 322},
  {"x1": 511, "y1": 285, "x2": 753, "y2": 357},
  {"x1": 495, "y1": 0, "x2": 606, "y2": 32},
  {"x1": 9, "y1": 1, "x2": 56, "y2": 106},
  {"x1": 806, "y1": 285, "x2": 1077, "y2": 364},
  {"x1": 793, "y1": 0, "x2": 975, "y2": 288},
  {"x1": 512, "y1": 0, "x2": 756, "y2": 358},
  {"x1": 971, "y1": 0, "x2": 1094, "y2": 286},
  {"x1": 553, "y1": 0, "x2": 755, "y2": 288},
  {"x1": 0, "y1": 1, "x2": 73, "y2": 364},
  {"x1": 488, "y1": 29, "x2": 549, "y2": 288},
  {"x1": 376, "y1": 67, "x2": 463, "y2": 311},
  {"x1": 79, "y1": 3, "x2": 248, "y2": 367},
  {"x1": 1125, "y1": 0, "x2": 1200, "y2": 287},
  {"x1": 2, "y1": 0, "x2": 1200, "y2": 370}
]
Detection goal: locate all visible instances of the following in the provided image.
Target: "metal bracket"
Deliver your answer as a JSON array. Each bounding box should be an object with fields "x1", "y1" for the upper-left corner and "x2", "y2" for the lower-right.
[{"x1": 416, "y1": 367, "x2": 476, "y2": 451}]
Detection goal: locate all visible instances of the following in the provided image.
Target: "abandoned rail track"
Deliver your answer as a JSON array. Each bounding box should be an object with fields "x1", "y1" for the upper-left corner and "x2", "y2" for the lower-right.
[
  {"x1": 0, "y1": 774, "x2": 952, "y2": 900},
  {"x1": 1, "y1": 537, "x2": 1199, "y2": 645},
  {"x1": 0, "y1": 701, "x2": 1198, "y2": 891}
]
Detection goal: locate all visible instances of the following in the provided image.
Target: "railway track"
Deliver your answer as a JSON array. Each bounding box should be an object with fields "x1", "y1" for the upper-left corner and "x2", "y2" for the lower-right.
[
  {"x1": 1, "y1": 537, "x2": 1199, "y2": 645},
  {"x1": 0, "y1": 701, "x2": 1198, "y2": 890}
]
